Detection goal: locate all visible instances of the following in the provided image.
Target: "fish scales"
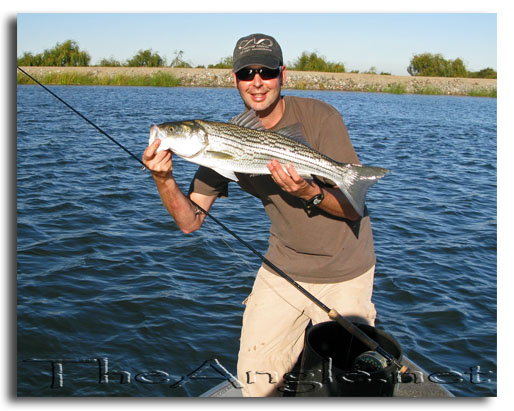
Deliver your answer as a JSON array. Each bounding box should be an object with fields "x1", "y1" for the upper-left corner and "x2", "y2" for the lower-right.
[{"x1": 201, "y1": 121, "x2": 336, "y2": 176}]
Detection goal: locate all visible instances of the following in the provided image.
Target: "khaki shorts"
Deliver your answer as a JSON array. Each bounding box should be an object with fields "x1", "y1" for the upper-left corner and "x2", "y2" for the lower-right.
[{"x1": 237, "y1": 265, "x2": 376, "y2": 397}]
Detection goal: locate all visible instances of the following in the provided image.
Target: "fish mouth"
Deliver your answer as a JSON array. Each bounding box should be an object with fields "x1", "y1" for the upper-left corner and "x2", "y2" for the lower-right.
[{"x1": 148, "y1": 125, "x2": 160, "y2": 145}]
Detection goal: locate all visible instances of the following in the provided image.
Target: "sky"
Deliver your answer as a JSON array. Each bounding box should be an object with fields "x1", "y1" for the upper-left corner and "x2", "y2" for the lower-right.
[{"x1": 16, "y1": 12, "x2": 497, "y2": 76}]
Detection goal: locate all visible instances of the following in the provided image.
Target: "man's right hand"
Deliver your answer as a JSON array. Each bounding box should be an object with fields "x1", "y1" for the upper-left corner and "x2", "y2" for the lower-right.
[{"x1": 142, "y1": 139, "x2": 173, "y2": 182}]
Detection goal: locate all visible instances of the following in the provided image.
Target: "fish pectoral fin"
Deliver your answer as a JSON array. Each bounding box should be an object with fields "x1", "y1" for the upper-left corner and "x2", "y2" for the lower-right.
[
  {"x1": 313, "y1": 175, "x2": 337, "y2": 187},
  {"x1": 204, "y1": 150, "x2": 238, "y2": 180},
  {"x1": 205, "y1": 150, "x2": 235, "y2": 160},
  {"x1": 212, "y1": 168, "x2": 239, "y2": 182}
]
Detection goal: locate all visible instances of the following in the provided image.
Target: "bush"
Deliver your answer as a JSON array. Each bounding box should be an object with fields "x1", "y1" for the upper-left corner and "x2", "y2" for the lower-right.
[
  {"x1": 468, "y1": 68, "x2": 497, "y2": 79},
  {"x1": 290, "y1": 51, "x2": 345, "y2": 73},
  {"x1": 208, "y1": 56, "x2": 233, "y2": 69},
  {"x1": 169, "y1": 50, "x2": 192, "y2": 68},
  {"x1": 17, "y1": 52, "x2": 43, "y2": 66},
  {"x1": 17, "y1": 40, "x2": 90, "y2": 66},
  {"x1": 407, "y1": 53, "x2": 497, "y2": 78},
  {"x1": 126, "y1": 49, "x2": 166, "y2": 67},
  {"x1": 407, "y1": 53, "x2": 467, "y2": 77},
  {"x1": 363, "y1": 66, "x2": 377, "y2": 75},
  {"x1": 99, "y1": 57, "x2": 122, "y2": 67}
]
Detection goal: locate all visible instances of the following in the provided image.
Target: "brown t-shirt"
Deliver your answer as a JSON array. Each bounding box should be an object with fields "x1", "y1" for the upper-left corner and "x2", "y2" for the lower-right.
[{"x1": 190, "y1": 96, "x2": 376, "y2": 283}]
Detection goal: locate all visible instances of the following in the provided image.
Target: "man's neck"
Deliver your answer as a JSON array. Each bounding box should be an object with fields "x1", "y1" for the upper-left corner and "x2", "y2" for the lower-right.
[{"x1": 255, "y1": 96, "x2": 285, "y2": 129}]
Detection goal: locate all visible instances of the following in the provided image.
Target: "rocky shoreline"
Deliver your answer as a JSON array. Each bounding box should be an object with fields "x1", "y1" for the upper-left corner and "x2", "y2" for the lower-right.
[{"x1": 19, "y1": 66, "x2": 497, "y2": 96}]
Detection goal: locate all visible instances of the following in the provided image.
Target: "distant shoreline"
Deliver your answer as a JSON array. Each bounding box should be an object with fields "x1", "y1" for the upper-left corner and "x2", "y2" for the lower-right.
[{"x1": 17, "y1": 66, "x2": 497, "y2": 97}]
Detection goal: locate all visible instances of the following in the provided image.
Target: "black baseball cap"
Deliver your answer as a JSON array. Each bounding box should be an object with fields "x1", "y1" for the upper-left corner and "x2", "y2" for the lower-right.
[{"x1": 233, "y1": 33, "x2": 283, "y2": 73}]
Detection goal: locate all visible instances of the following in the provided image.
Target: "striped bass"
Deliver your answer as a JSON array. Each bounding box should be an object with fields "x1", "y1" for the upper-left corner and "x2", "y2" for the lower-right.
[{"x1": 148, "y1": 110, "x2": 389, "y2": 216}]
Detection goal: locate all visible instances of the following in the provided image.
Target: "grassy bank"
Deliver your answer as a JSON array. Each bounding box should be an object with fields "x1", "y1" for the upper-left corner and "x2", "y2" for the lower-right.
[
  {"x1": 17, "y1": 66, "x2": 497, "y2": 97},
  {"x1": 17, "y1": 70, "x2": 181, "y2": 87},
  {"x1": 374, "y1": 82, "x2": 496, "y2": 97}
]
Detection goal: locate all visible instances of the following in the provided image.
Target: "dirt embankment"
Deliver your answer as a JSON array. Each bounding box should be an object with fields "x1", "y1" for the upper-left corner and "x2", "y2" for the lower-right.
[{"x1": 19, "y1": 66, "x2": 497, "y2": 96}]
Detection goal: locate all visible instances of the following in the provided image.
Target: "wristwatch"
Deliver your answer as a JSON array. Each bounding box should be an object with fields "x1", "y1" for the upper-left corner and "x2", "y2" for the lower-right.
[{"x1": 303, "y1": 186, "x2": 325, "y2": 209}]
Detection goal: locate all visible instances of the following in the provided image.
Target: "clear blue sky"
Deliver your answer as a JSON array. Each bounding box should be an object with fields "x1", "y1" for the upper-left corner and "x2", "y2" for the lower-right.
[{"x1": 17, "y1": 13, "x2": 497, "y2": 76}]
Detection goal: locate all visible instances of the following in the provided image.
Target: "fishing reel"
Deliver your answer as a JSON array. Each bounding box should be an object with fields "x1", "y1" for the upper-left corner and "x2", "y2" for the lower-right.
[{"x1": 351, "y1": 351, "x2": 389, "y2": 372}]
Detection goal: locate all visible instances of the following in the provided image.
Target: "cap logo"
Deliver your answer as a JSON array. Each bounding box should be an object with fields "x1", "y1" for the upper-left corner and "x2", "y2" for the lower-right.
[{"x1": 238, "y1": 37, "x2": 274, "y2": 53}]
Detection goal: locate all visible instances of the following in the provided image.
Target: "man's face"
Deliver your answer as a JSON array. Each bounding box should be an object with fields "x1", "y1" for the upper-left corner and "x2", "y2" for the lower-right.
[{"x1": 233, "y1": 65, "x2": 286, "y2": 114}]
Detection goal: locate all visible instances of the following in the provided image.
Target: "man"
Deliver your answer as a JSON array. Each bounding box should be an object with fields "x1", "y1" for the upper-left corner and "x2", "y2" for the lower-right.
[{"x1": 143, "y1": 33, "x2": 377, "y2": 397}]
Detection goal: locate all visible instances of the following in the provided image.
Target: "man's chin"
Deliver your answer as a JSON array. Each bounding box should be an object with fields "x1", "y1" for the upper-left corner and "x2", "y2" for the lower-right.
[{"x1": 246, "y1": 100, "x2": 270, "y2": 112}]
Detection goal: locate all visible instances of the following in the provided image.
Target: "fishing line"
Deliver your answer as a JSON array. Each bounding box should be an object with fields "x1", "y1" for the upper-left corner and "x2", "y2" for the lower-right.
[
  {"x1": 206, "y1": 223, "x2": 257, "y2": 274},
  {"x1": 17, "y1": 66, "x2": 405, "y2": 371}
]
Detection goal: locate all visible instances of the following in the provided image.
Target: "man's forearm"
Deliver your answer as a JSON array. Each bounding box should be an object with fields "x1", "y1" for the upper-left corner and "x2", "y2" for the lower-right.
[
  {"x1": 153, "y1": 175, "x2": 206, "y2": 234},
  {"x1": 316, "y1": 186, "x2": 360, "y2": 221}
]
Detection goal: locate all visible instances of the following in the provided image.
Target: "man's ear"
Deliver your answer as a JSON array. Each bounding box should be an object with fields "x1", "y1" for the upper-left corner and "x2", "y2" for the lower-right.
[{"x1": 279, "y1": 66, "x2": 287, "y2": 87}]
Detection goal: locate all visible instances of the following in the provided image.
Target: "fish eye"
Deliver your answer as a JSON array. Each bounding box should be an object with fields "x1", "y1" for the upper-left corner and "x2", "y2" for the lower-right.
[{"x1": 168, "y1": 125, "x2": 175, "y2": 132}]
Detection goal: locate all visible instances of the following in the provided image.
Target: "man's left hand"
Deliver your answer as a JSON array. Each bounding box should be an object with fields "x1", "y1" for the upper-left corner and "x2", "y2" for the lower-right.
[{"x1": 267, "y1": 159, "x2": 320, "y2": 200}]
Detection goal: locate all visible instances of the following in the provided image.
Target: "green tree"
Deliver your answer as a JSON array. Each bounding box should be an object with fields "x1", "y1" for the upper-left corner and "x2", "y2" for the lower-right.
[
  {"x1": 17, "y1": 40, "x2": 90, "y2": 66},
  {"x1": 468, "y1": 67, "x2": 497, "y2": 79},
  {"x1": 208, "y1": 56, "x2": 233, "y2": 69},
  {"x1": 17, "y1": 52, "x2": 43, "y2": 66},
  {"x1": 126, "y1": 49, "x2": 166, "y2": 67},
  {"x1": 99, "y1": 57, "x2": 122, "y2": 67},
  {"x1": 363, "y1": 66, "x2": 377, "y2": 75},
  {"x1": 408, "y1": 53, "x2": 442, "y2": 76},
  {"x1": 407, "y1": 53, "x2": 468, "y2": 78},
  {"x1": 169, "y1": 50, "x2": 192, "y2": 68},
  {"x1": 290, "y1": 51, "x2": 345, "y2": 73},
  {"x1": 42, "y1": 40, "x2": 90, "y2": 66},
  {"x1": 448, "y1": 58, "x2": 467, "y2": 78}
]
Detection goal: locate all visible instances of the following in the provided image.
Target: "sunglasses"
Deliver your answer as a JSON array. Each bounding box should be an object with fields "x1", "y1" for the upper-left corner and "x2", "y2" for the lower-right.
[{"x1": 235, "y1": 67, "x2": 282, "y2": 81}]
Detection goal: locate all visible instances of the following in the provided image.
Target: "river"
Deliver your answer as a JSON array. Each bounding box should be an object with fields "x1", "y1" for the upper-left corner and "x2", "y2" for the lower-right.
[{"x1": 17, "y1": 86, "x2": 497, "y2": 396}]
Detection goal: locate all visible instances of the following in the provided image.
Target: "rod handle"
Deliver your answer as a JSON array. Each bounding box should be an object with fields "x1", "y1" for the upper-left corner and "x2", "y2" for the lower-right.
[
  {"x1": 328, "y1": 309, "x2": 380, "y2": 351},
  {"x1": 328, "y1": 309, "x2": 409, "y2": 374}
]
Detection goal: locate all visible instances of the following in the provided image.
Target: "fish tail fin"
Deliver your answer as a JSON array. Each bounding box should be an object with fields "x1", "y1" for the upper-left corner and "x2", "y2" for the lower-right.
[{"x1": 333, "y1": 163, "x2": 390, "y2": 217}]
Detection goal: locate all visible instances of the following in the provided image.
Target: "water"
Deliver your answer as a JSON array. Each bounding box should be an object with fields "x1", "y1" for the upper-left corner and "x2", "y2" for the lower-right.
[{"x1": 17, "y1": 86, "x2": 497, "y2": 397}]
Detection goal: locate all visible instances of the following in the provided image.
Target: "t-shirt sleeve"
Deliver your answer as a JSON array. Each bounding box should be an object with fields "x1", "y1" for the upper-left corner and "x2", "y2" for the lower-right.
[{"x1": 189, "y1": 166, "x2": 230, "y2": 197}]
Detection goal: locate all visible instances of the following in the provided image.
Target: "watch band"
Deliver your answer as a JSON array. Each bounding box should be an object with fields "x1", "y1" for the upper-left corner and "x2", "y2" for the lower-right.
[{"x1": 302, "y1": 186, "x2": 325, "y2": 209}]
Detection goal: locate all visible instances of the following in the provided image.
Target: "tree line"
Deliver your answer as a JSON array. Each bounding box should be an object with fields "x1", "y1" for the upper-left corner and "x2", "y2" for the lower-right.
[
  {"x1": 406, "y1": 53, "x2": 496, "y2": 79},
  {"x1": 17, "y1": 40, "x2": 496, "y2": 79}
]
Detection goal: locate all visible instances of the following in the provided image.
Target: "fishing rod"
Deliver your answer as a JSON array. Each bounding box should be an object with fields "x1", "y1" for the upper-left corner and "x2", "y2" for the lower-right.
[{"x1": 17, "y1": 66, "x2": 406, "y2": 373}]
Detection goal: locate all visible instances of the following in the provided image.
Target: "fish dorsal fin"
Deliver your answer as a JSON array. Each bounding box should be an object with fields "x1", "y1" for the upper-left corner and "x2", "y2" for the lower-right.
[
  {"x1": 229, "y1": 110, "x2": 265, "y2": 130},
  {"x1": 230, "y1": 111, "x2": 310, "y2": 147},
  {"x1": 276, "y1": 123, "x2": 311, "y2": 147}
]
